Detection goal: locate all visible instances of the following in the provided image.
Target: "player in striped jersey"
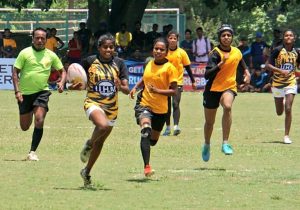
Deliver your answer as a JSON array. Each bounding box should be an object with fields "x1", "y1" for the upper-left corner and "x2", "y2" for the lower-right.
[
  {"x1": 267, "y1": 29, "x2": 300, "y2": 144},
  {"x1": 79, "y1": 34, "x2": 130, "y2": 187}
]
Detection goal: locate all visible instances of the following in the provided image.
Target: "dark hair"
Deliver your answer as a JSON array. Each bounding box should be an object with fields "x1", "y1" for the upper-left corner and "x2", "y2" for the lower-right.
[
  {"x1": 217, "y1": 24, "x2": 234, "y2": 37},
  {"x1": 153, "y1": 37, "x2": 169, "y2": 53},
  {"x1": 98, "y1": 33, "x2": 115, "y2": 46},
  {"x1": 167, "y1": 31, "x2": 179, "y2": 39},
  {"x1": 185, "y1": 29, "x2": 192, "y2": 34},
  {"x1": 196, "y1": 27, "x2": 203, "y2": 32},
  {"x1": 32, "y1": 27, "x2": 47, "y2": 37},
  {"x1": 283, "y1": 29, "x2": 295, "y2": 37}
]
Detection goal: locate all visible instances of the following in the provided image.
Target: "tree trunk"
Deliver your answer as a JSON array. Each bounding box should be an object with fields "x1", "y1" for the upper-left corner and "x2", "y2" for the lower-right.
[
  {"x1": 87, "y1": 0, "x2": 109, "y2": 33},
  {"x1": 109, "y1": 0, "x2": 149, "y2": 33},
  {"x1": 68, "y1": 0, "x2": 74, "y2": 9}
]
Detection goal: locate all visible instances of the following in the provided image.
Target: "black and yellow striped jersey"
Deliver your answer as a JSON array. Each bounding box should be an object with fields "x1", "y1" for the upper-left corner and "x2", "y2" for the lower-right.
[
  {"x1": 82, "y1": 55, "x2": 128, "y2": 120},
  {"x1": 269, "y1": 45, "x2": 299, "y2": 88}
]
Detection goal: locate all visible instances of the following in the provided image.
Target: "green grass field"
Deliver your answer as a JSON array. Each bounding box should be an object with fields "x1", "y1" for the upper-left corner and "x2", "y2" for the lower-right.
[{"x1": 1, "y1": 90, "x2": 299, "y2": 210}]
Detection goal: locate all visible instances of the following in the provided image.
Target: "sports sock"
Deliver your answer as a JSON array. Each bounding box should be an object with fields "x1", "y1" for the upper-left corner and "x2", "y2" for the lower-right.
[
  {"x1": 140, "y1": 136, "x2": 150, "y2": 166},
  {"x1": 30, "y1": 127, "x2": 43, "y2": 152},
  {"x1": 223, "y1": 140, "x2": 228, "y2": 144}
]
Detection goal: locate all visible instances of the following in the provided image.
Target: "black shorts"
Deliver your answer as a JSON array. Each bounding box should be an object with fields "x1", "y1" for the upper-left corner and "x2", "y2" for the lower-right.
[
  {"x1": 203, "y1": 90, "x2": 236, "y2": 109},
  {"x1": 18, "y1": 91, "x2": 52, "y2": 115},
  {"x1": 134, "y1": 104, "x2": 167, "y2": 132}
]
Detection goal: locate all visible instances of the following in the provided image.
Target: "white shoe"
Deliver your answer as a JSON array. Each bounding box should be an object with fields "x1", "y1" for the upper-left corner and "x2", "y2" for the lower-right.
[
  {"x1": 26, "y1": 151, "x2": 39, "y2": 161},
  {"x1": 283, "y1": 136, "x2": 292, "y2": 144}
]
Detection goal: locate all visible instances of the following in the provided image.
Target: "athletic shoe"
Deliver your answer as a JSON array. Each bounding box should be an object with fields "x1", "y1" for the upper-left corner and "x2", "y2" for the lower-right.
[
  {"x1": 26, "y1": 151, "x2": 39, "y2": 161},
  {"x1": 283, "y1": 136, "x2": 292, "y2": 144},
  {"x1": 202, "y1": 144, "x2": 210, "y2": 162},
  {"x1": 162, "y1": 128, "x2": 171, "y2": 136},
  {"x1": 80, "y1": 168, "x2": 92, "y2": 187},
  {"x1": 222, "y1": 143, "x2": 233, "y2": 155},
  {"x1": 80, "y1": 140, "x2": 92, "y2": 163},
  {"x1": 173, "y1": 128, "x2": 181, "y2": 136},
  {"x1": 144, "y1": 164, "x2": 154, "y2": 177}
]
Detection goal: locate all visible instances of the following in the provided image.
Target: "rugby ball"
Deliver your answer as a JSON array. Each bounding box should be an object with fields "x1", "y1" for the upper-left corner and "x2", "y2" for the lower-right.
[{"x1": 66, "y1": 63, "x2": 87, "y2": 90}]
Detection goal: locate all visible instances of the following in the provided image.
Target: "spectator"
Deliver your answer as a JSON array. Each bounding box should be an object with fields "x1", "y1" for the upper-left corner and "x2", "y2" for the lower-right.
[
  {"x1": 248, "y1": 67, "x2": 269, "y2": 92},
  {"x1": 77, "y1": 22, "x2": 92, "y2": 58},
  {"x1": 0, "y1": 32, "x2": 3, "y2": 57},
  {"x1": 270, "y1": 28, "x2": 283, "y2": 52},
  {"x1": 2, "y1": 28, "x2": 17, "y2": 58},
  {"x1": 180, "y1": 29, "x2": 194, "y2": 62},
  {"x1": 48, "y1": 68, "x2": 61, "y2": 90},
  {"x1": 145, "y1": 23, "x2": 161, "y2": 51},
  {"x1": 193, "y1": 27, "x2": 211, "y2": 63},
  {"x1": 50, "y1": 28, "x2": 65, "y2": 50},
  {"x1": 249, "y1": 32, "x2": 269, "y2": 70},
  {"x1": 45, "y1": 28, "x2": 58, "y2": 52},
  {"x1": 237, "y1": 36, "x2": 251, "y2": 92},
  {"x1": 131, "y1": 20, "x2": 146, "y2": 52},
  {"x1": 115, "y1": 23, "x2": 132, "y2": 58},
  {"x1": 67, "y1": 31, "x2": 81, "y2": 64}
]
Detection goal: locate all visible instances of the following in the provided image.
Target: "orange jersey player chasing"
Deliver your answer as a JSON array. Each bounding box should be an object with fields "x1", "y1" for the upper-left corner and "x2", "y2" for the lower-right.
[{"x1": 201, "y1": 24, "x2": 250, "y2": 162}]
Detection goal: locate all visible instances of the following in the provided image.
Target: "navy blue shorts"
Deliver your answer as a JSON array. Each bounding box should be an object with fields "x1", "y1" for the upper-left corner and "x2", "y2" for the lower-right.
[{"x1": 18, "y1": 91, "x2": 51, "y2": 115}]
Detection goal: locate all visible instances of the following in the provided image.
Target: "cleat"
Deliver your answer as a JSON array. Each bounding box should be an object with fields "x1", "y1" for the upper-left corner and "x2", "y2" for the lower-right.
[
  {"x1": 80, "y1": 168, "x2": 92, "y2": 187},
  {"x1": 202, "y1": 144, "x2": 210, "y2": 162},
  {"x1": 173, "y1": 128, "x2": 181, "y2": 136},
  {"x1": 144, "y1": 164, "x2": 154, "y2": 177},
  {"x1": 222, "y1": 143, "x2": 233, "y2": 155},
  {"x1": 283, "y1": 136, "x2": 292, "y2": 144},
  {"x1": 26, "y1": 151, "x2": 39, "y2": 161},
  {"x1": 162, "y1": 128, "x2": 171, "y2": 136},
  {"x1": 80, "y1": 140, "x2": 92, "y2": 163}
]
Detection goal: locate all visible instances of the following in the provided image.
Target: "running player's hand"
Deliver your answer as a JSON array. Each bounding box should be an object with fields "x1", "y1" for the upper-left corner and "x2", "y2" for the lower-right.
[
  {"x1": 114, "y1": 77, "x2": 121, "y2": 90},
  {"x1": 243, "y1": 69, "x2": 251, "y2": 84},
  {"x1": 68, "y1": 82, "x2": 83, "y2": 90},
  {"x1": 57, "y1": 81, "x2": 64, "y2": 93},
  {"x1": 15, "y1": 91, "x2": 23, "y2": 103},
  {"x1": 280, "y1": 69, "x2": 290, "y2": 77},
  {"x1": 223, "y1": 52, "x2": 229, "y2": 61},
  {"x1": 192, "y1": 82, "x2": 197, "y2": 90},
  {"x1": 148, "y1": 84, "x2": 157, "y2": 93},
  {"x1": 129, "y1": 88, "x2": 136, "y2": 99}
]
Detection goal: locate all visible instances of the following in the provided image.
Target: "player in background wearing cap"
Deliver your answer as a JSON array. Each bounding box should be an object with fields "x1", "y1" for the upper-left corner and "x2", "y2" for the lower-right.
[
  {"x1": 266, "y1": 29, "x2": 300, "y2": 144},
  {"x1": 201, "y1": 24, "x2": 251, "y2": 162}
]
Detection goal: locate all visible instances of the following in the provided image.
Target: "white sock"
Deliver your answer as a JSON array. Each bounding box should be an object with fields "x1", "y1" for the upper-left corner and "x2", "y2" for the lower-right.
[
  {"x1": 174, "y1": 125, "x2": 179, "y2": 130},
  {"x1": 223, "y1": 140, "x2": 228, "y2": 144}
]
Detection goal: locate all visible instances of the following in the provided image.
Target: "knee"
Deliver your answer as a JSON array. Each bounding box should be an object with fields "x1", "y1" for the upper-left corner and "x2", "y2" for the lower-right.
[
  {"x1": 34, "y1": 118, "x2": 45, "y2": 128},
  {"x1": 173, "y1": 101, "x2": 179, "y2": 109},
  {"x1": 205, "y1": 121, "x2": 215, "y2": 129},
  {"x1": 20, "y1": 124, "x2": 30, "y2": 131},
  {"x1": 96, "y1": 122, "x2": 110, "y2": 132},
  {"x1": 285, "y1": 106, "x2": 292, "y2": 115},
  {"x1": 223, "y1": 105, "x2": 232, "y2": 113}
]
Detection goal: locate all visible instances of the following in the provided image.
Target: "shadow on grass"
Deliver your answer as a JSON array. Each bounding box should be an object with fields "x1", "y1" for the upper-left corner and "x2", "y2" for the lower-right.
[
  {"x1": 194, "y1": 167, "x2": 226, "y2": 171},
  {"x1": 126, "y1": 178, "x2": 160, "y2": 183},
  {"x1": 53, "y1": 186, "x2": 112, "y2": 191},
  {"x1": 3, "y1": 159, "x2": 27, "y2": 161},
  {"x1": 261, "y1": 141, "x2": 285, "y2": 144}
]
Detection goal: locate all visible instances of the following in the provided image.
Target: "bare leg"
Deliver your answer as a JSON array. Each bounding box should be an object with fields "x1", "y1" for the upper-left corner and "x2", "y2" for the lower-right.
[
  {"x1": 274, "y1": 97, "x2": 284, "y2": 116},
  {"x1": 85, "y1": 110, "x2": 113, "y2": 174},
  {"x1": 284, "y1": 94, "x2": 295, "y2": 136},
  {"x1": 204, "y1": 108, "x2": 217, "y2": 144},
  {"x1": 220, "y1": 91, "x2": 235, "y2": 142}
]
